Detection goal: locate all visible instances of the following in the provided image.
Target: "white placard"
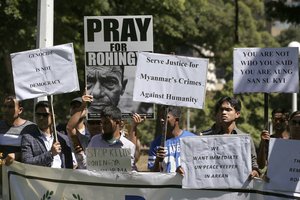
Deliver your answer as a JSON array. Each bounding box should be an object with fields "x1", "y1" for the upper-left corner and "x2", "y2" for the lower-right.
[
  {"x1": 133, "y1": 52, "x2": 208, "y2": 109},
  {"x1": 266, "y1": 138, "x2": 300, "y2": 192},
  {"x1": 233, "y1": 47, "x2": 299, "y2": 94},
  {"x1": 181, "y1": 135, "x2": 251, "y2": 189},
  {"x1": 10, "y1": 43, "x2": 79, "y2": 100},
  {"x1": 86, "y1": 147, "x2": 131, "y2": 173},
  {"x1": 84, "y1": 15, "x2": 154, "y2": 119}
]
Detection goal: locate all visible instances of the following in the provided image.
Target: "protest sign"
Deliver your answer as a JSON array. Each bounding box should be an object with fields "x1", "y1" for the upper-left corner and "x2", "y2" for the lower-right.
[
  {"x1": 86, "y1": 147, "x2": 131, "y2": 173},
  {"x1": 233, "y1": 47, "x2": 299, "y2": 94},
  {"x1": 84, "y1": 15, "x2": 154, "y2": 119},
  {"x1": 10, "y1": 43, "x2": 79, "y2": 100},
  {"x1": 3, "y1": 162, "x2": 300, "y2": 200},
  {"x1": 181, "y1": 135, "x2": 251, "y2": 189},
  {"x1": 133, "y1": 52, "x2": 208, "y2": 109},
  {"x1": 266, "y1": 138, "x2": 300, "y2": 193}
]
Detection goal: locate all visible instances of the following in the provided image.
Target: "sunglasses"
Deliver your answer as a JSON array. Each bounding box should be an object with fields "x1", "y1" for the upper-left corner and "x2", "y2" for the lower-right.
[
  {"x1": 291, "y1": 120, "x2": 300, "y2": 126},
  {"x1": 35, "y1": 112, "x2": 50, "y2": 118}
]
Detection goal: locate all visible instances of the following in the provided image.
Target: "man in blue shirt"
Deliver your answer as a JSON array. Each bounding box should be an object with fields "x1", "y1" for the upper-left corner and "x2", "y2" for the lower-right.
[{"x1": 148, "y1": 106, "x2": 194, "y2": 173}]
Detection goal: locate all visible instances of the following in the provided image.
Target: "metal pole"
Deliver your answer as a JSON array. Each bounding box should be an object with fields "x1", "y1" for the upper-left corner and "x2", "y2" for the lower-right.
[
  {"x1": 36, "y1": 0, "x2": 54, "y2": 48},
  {"x1": 34, "y1": 0, "x2": 54, "y2": 122},
  {"x1": 292, "y1": 93, "x2": 297, "y2": 112},
  {"x1": 288, "y1": 41, "x2": 300, "y2": 112}
]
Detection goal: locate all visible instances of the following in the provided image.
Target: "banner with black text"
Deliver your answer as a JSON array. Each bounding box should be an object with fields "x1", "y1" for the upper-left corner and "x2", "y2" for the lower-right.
[
  {"x1": 265, "y1": 138, "x2": 300, "y2": 193},
  {"x1": 10, "y1": 43, "x2": 79, "y2": 100},
  {"x1": 133, "y1": 52, "x2": 208, "y2": 109},
  {"x1": 233, "y1": 47, "x2": 299, "y2": 94},
  {"x1": 84, "y1": 15, "x2": 154, "y2": 119},
  {"x1": 2, "y1": 162, "x2": 300, "y2": 200},
  {"x1": 181, "y1": 135, "x2": 251, "y2": 189}
]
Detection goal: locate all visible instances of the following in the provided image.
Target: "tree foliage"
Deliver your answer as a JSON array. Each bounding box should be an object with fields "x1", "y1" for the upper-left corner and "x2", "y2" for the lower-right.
[
  {"x1": 0, "y1": 0, "x2": 289, "y2": 146},
  {"x1": 265, "y1": 0, "x2": 300, "y2": 24}
]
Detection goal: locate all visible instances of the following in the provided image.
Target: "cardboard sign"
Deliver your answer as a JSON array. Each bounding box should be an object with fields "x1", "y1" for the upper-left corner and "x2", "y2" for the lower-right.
[
  {"x1": 266, "y1": 138, "x2": 300, "y2": 193},
  {"x1": 133, "y1": 52, "x2": 208, "y2": 109},
  {"x1": 11, "y1": 43, "x2": 79, "y2": 100},
  {"x1": 86, "y1": 147, "x2": 131, "y2": 173},
  {"x1": 84, "y1": 16, "x2": 154, "y2": 119},
  {"x1": 181, "y1": 135, "x2": 251, "y2": 189},
  {"x1": 233, "y1": 47, "x2": 299, "y2": 94}
]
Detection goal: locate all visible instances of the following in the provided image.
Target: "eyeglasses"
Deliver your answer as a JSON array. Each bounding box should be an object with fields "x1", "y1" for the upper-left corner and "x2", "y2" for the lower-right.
[
  {"x1": 35, "y1": 112, "x2": 50, "y2": 118},
  {"x1": 290, "y1": 120, "x2": 300, "y2": 126}
]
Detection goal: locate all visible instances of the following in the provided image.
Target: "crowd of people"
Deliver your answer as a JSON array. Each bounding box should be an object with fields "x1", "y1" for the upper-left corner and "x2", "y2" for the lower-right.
[{"x1": 0, "y1": 93, "x2": 300, "y2": 182}]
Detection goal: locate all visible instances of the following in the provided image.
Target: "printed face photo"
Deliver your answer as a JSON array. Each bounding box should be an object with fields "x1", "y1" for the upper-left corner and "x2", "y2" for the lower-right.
[{"x1": 86, "y1": 66, "x2": 127, "y2": 114}]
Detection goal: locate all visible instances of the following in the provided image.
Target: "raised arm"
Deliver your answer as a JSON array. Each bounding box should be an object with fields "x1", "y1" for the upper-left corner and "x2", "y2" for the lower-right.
[
  {"x1": 129, "y1": 113, "x2": 145, "y2": 162},
  {"x1": 66, "y1": 94, "x2": 93, "y2": 152}
]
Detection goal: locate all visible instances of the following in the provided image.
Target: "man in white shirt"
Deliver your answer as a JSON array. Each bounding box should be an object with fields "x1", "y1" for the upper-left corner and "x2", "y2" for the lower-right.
[
  {"x1": 76, "y1": 105, "x2": 136, "y2": 170},
  {"x1": 21, "y1": 101, "x2": 73, "y2": 168}
]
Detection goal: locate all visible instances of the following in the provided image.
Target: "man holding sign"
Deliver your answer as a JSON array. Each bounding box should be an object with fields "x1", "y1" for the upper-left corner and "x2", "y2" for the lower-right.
[
  {"x1": 77, "y1": 105, "x2": 136, "y2": 170},
  {"x1": 266, "y1": 111, "x2": 300, "y2": 192},
  {"x1": 148, "y1": 106, "x2": 195, "y2": 173},
  {"x1": 201, "y1": 96, "x2": 260, "y2": 178},
  {"x1": 21, "y1": 101, "x2": 73, "y2": 168}
]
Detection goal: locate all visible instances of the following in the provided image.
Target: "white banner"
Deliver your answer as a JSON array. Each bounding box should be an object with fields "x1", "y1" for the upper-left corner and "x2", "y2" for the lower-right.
[
  {"x1": 84, "y1": 15, "x2": 154, "y2": 119},
  {"x1": 10, "y1": 43, "x2": 79, "y2": 100},
  {"x1": 265, "y1": 138, "x2": 300, "y2": 193},
  {"x1": 181, "y1": 135, "x2": 251, "y2": 189},
  {"x1": 133, "y1": 52, "x2": 208, "y2": 109},
  {"x1": 2, "y1": 162, "x2": 300, "y2": 200},
  {"x1": 86, "y1": 147, "x2": 131, "y2": 172},
  {"x1": 233, "y1": 47, "x2": 299, "y2": 94}
]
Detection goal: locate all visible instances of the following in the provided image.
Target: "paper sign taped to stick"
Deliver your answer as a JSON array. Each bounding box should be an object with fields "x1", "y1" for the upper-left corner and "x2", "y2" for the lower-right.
[
  {"x1": 181, "y1": 135, "x2": 251, "y2": 189},
  {"x1": 11, "y1": 43, "x2": 79, "y2": 100},
  {"x1": 133, "y1": 52, "x2": 208, "y2": 109},
  {"x1": 86, "y1": 147, "x2": 131, "y2": 173},
  {"x1": 266, "y1": 138, "x2": 300, "y2": 193},
  {"x1": 233, "y1": 47, "x2": 299, "y2": 94}
]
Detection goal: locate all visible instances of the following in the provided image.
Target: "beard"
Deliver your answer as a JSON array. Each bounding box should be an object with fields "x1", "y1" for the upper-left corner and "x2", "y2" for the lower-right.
[
  {"x1": 167, "y1": 123, "x2": 175, "y2": 134},
  {"x1": 102, "y1": 132, "x2": 114, "y2": 141}
]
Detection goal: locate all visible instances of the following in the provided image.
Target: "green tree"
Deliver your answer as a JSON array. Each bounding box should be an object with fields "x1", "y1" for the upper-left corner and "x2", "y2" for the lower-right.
[
  {"x1": 0, "y1": 0, "x2": 283, "y2": 146},
  {"x1": 276, "y1": 25, "x2": 300, "y2": 47},
  {"x1": 265, "y1": 0, "x2": 300, "y2": 24}
]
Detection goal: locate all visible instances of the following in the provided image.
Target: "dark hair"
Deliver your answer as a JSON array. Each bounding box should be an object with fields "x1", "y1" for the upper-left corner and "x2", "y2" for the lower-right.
[
  {"x1": 289, "y1": 111, "x2": 300, "y2": 121},
  {"x1": 168, "y1": 106, "x2": 182, "y2": 118},
  {"x1": 35, "y1": 101, "x2": 50, "y2": 111},
  {"x1": 4, "y1": 95, "x2": 23, "y2": 108},
  {"x1": 214, "y1": 96, "x2": 241, "y2": 114},
  {"x1": 101, "y1": 106, "x2": 122, "y2": 120},
  {"x1": 271, "y1": 108, "x2": 288, "y2": 118}
]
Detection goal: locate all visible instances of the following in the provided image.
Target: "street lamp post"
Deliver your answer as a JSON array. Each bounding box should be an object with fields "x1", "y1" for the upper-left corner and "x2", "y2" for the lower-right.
[{"x1": 288, "y1": 41, "x2": 300, "y2": 112}]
